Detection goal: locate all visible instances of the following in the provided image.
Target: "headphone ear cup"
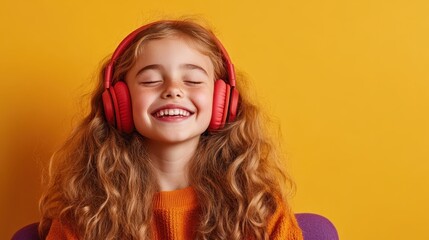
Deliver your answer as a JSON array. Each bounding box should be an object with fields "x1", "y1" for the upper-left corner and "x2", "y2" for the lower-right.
[
  {"x1": 110, "y1": 82, "x2": 134, "y2": 133},
  {"x1": 228, "y1": 88, "x2": 239, "y2": 122},
  {"x1": 102, "y1": 89, "x2": 116, "y2": 126},
  {"x1": 209, "y1": 80, "x2": 230, "y2": 131}
]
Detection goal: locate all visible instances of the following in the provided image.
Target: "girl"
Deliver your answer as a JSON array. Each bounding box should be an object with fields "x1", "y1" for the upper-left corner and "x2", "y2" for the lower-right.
[{"x1": 39, "y1": 19, "x2": 303, "y2": 240}]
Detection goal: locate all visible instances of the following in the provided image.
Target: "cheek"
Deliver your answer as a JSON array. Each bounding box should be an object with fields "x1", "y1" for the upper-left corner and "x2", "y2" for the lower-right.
[
  {"x1": 194, "y1": 89, "x2": 214, "y2": 112},
  {"x1": 130, "y1": 92, "x2": 154, "y2": 135},
  {"x1": 130, "y1": 91, "x2": 152, "y2": 116}
]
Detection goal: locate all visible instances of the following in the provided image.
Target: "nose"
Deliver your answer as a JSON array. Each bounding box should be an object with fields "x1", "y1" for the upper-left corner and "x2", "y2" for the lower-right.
[{"x1": 161, "y1": 81, "x2": 184, "y2": 99}]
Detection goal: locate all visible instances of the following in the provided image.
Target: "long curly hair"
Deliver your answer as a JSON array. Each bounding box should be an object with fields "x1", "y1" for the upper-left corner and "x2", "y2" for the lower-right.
[{"x1": 39, "y1": 19, "x2": 299, "y2": 240}]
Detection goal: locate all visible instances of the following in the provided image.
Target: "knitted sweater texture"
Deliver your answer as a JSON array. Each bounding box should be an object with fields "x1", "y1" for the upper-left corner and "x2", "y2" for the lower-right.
[{"x1": 46, "y1": 187, "x2": 302, "y2": 239}]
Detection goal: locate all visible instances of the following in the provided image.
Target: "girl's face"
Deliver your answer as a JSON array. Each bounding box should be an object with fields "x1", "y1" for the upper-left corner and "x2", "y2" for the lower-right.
[{"x1": 125, "y1": 37, "x2": 215, "y2": 145}]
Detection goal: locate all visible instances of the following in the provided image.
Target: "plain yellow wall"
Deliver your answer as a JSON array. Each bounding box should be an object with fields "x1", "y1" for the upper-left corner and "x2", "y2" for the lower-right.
[{"x1": 1, "y1": 0, "x2": 428, "y2": 239}]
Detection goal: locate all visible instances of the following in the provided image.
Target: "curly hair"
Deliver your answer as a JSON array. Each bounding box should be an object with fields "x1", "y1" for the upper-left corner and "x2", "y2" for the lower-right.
[{"x1": 39, "y1": 19, "x2": 298, "y2": 240}]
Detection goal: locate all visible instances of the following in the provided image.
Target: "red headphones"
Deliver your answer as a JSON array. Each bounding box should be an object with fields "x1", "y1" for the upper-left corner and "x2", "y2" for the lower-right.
[{"x1": 102, "y1": 21, "x2": 240, "y2": 134}]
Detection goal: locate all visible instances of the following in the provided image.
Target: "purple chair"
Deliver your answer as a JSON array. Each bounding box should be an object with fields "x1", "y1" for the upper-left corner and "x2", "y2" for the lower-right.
[
  {"x1": 296, "y1": 213, "x2": 339, "y2": 240},
  {"x1": 11, "y1": 222, "x2": 40, "y2": 240},
  {"x1": 12, "y1": 213, "x2": 339, "y2": 240}
]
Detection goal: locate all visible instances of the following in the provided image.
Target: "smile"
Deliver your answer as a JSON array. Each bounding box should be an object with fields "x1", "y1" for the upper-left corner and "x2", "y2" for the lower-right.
[{"x1": 153, "y1": 108, "x2": 193, "y2": 118}]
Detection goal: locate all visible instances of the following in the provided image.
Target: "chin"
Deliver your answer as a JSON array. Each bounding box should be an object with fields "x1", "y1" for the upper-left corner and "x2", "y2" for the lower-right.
[{"x1": 139, "y1": 132, "x2": 202, "y2": 144}]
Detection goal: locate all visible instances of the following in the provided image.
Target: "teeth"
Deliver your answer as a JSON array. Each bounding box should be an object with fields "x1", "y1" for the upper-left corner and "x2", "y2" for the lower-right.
[{"x1": 155, "y1": 108, "x2": 191, "y2": 117}]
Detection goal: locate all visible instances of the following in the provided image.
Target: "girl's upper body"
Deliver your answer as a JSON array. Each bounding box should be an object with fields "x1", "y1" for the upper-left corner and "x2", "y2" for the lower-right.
[{"x1": 39, "y1": 19, "x2": 303, "y2": 240}]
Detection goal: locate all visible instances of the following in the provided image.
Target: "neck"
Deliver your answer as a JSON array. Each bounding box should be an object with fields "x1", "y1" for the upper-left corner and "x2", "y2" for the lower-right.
[{"x1": 147, "y1": 138, "x2": 199, "y2": 191}]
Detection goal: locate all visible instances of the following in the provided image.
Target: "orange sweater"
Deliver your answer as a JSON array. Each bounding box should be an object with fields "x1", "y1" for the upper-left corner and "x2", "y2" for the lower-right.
[{"x1": 46, "y1": 187, "x2": 302, "y2": 239}]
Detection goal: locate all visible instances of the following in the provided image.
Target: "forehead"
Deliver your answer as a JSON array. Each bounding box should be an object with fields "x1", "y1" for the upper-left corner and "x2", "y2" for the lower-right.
[
  {"x1": 136, "y1": 36, "x2": 213, "y2": 65},
  {"x1": 138, "y1": 30, "x2": 206, "y2": 50},
  {"x1": 130, "y1": 32, "x2": 224, "y2": 79}
]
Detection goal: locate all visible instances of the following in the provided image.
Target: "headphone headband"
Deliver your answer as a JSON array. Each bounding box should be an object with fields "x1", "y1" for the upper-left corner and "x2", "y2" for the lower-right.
[{"x1": 104, "y1": 20, "x2": 236, "y2": 89}]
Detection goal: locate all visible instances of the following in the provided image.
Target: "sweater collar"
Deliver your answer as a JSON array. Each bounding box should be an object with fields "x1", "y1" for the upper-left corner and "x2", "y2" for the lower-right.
[{"x1": 153, "y1": 186, "x2": 197, "y2": 210}]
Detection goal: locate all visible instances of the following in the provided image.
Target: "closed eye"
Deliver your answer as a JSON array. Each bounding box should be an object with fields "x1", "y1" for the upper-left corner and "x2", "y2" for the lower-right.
[
  {"x1": 184, "y1": 80, "x2": 203, "y2": 85},
  {"x1": 139, "y1": 80, "x2": 162, "y2": 86}
]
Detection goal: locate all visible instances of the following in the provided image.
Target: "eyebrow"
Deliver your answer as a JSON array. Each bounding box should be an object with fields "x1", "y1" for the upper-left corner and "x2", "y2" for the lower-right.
[
  {"x1": 135, "y1": 64, "x2": 209, "y2": 77},
  {"x1": 180, "y1": 64, "x2": 209, "y2": 76},
  {"x1": 135, "y1": 64, "x2": 162, "y2": 76}
]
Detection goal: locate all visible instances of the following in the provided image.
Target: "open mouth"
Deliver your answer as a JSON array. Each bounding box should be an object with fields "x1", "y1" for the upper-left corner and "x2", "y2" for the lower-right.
[{"x1": 152, "y1": 108, "x2": 194, "y2": 118}]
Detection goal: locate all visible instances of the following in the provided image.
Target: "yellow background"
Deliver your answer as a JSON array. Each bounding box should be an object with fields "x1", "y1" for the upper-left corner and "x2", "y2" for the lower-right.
[{"x1": 1, "y1": 0, "x2": 428, "y2": 239}]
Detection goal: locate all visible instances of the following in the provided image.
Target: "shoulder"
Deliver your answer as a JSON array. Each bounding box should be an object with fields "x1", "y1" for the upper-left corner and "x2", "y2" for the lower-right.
[
  {"x1": 267, "y1": 195, "x2": 303, "y2": 240},
  {"x1": 46, "y1": 219, "x2": 79, "y2": 240}
]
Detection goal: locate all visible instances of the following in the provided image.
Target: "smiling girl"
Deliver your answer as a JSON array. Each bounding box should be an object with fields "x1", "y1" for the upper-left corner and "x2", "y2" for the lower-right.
[{"x1": 39, "y1": 19, "x2": 303, "y2": 240}]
